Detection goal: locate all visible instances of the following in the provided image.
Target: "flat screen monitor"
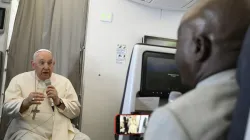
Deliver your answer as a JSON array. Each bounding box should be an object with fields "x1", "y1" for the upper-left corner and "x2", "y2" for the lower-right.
[
  {"x1": 0, "y1": 8, "x2": 6, "y2": 33},
  {"x1": 140, "y1": 51, "x2": 191, "y2": 98}
]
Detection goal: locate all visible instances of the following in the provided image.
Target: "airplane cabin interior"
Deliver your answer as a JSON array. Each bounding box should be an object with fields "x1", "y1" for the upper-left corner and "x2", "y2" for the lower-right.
[{"x1": 0, "y1": 0, "x2": 249, "y2": 140}]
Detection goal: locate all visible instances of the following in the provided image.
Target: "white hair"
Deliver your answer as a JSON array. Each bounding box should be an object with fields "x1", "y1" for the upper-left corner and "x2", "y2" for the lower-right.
[{"x1": 33, "y1": 49, "x2": 52, "y2": 61}]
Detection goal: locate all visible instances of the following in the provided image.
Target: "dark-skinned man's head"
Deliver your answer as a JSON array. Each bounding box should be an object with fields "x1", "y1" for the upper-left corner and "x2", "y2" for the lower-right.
[{"x1": 175, "y1": 0, "x2": 250, "y2": 87}]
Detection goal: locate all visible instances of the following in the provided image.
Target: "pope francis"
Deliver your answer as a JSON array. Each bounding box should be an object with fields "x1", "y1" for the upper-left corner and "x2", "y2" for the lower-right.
[{"x1": 3, "y1": 49, "x2": 90, "y2": 140}]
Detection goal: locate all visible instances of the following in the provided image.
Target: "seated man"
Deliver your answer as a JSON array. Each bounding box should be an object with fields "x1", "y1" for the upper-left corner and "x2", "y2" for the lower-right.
[
  {"x1": 3, "y1": 49, "x2": 90, "y2": 140},
  {"x1": 144, "y1": 0, "x2": 250, "y2": 140}
]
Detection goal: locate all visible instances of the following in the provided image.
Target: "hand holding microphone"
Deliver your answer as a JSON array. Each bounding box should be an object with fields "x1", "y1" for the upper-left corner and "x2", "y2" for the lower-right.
[{"x1": 45, "y1": 79, "x2": 60, "y2": 110}]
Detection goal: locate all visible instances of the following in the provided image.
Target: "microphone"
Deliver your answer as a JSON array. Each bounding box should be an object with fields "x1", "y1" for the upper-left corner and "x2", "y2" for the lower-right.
[
  {"x1": 168, "y1": 91, "x2": 182, "y2": 103},
  {"x1": 44, "y1": 79, "x2": 54, "y2": 111}
]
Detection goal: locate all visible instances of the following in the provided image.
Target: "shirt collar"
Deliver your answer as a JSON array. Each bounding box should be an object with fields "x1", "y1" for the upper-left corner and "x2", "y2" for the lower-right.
[{"x1": 196, "y1": 69, "x2": 236, "y2": 88}]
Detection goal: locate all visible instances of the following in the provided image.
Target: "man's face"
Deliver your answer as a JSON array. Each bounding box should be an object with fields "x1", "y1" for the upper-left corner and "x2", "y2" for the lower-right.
[
  {"x1": 32, "y1": 51, "x2": 55, "y2": 81},
  {"x1": 175, "y1": 27, "x2": 197, "y2": 87}
]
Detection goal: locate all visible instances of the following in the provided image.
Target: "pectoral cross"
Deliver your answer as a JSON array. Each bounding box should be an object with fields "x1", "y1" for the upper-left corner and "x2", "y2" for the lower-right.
[{"x1": 31, "y1": 105, "x2": 40, "y2": 120}]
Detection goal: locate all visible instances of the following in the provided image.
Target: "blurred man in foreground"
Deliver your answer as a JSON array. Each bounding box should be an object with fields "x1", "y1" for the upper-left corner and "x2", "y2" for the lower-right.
[{"x1": 145, "y1": 0, "x2": 250, "y2": 139}]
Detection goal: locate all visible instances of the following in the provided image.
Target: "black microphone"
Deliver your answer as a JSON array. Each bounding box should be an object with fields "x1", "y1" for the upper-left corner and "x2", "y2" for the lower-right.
[{"x1": 44, "y1": 79, "x2": 54, "y2": 111}]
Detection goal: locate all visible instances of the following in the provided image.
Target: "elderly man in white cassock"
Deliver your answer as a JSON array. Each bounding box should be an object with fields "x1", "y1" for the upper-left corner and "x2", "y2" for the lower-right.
[{"x1": 3, "y1": 49, "x2": 90, "y2": 140}]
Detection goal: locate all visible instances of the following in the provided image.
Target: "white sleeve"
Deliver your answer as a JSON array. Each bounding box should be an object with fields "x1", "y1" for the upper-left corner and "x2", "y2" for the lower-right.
[
  {"x1": 3, "y1": 76, "x2": 27, "y2": 118},
  {"x1": 57, "y1": 79, "x2": 81, "y2": 119}
]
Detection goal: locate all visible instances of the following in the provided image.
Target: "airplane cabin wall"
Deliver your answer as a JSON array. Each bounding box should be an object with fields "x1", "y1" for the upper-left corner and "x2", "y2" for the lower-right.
[{"x1": 82, "y1": 0, "x2": 184, "y2": 139}]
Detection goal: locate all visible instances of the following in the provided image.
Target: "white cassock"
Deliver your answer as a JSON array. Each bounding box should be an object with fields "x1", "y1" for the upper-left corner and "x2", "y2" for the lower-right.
[
  {"x1": 128, "y1": 119, "x2": 138, "y2": 134},
  {"x1": 3, "y1": 71, "x2": 90, "y2": 140}
]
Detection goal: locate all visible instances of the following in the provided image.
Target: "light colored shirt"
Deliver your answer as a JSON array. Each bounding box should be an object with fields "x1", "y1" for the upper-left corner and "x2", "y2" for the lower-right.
[
  {"x1": 3, "y1": 71, "x2": 81, "y2": 140},
  {"x1": 144, "y1": 69, "x2": 239, "y2": 140}
]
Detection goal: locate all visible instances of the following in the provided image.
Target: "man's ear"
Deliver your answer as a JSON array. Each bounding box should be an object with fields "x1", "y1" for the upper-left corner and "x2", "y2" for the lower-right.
[
  {"x1": 194, "y1": 35, "x2": 211, "y2": 62},
  {"x1": 31, "y1": 60, "x2": 35, "y2": 69}
]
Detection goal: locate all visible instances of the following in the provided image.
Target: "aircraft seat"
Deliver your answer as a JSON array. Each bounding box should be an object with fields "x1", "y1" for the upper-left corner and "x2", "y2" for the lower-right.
[{"x1": 227, "y1": 26, "x2": 250, "y2": 140}]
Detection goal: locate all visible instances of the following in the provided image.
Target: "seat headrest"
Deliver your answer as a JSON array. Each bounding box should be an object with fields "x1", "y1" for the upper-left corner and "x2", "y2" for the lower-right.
[
  {"x1": 228, "y1": 25, "x2": 250, "y2": 140},
  {"x1": 236, "y1": 26, "x2": 250, "y2": 86}
]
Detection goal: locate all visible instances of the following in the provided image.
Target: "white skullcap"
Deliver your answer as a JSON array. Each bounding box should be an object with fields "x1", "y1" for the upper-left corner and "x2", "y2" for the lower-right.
[{"x1": 33, "y1": 49, "x2": 52, "y2": 60}]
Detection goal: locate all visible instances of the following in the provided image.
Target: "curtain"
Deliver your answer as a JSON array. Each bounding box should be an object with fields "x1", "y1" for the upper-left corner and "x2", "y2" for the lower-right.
[
  {"x1": 42, "y1": 0, "x2": 88, "y2": 129},
  {"x1": 5, "y1": 0, "x2": 45, "y2": 88},
  {"x1": 43, "y1": 0, "x2": 88, "y2": 101},
  {"x1": 0, "y1": 0, "x2": 88, "y2": 138}
]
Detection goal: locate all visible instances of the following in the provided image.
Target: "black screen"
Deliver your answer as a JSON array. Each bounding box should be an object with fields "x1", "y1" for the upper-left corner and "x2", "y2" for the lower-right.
[
  {"x1": 0, "y1": 8, "x2": 6, "y2": 29},
  {"x1": 140, "y1": 51, "x2": 190, "y2": 98},
  {"x1": 146, "y1": 57, "x2": 180, "y2": 91}
]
